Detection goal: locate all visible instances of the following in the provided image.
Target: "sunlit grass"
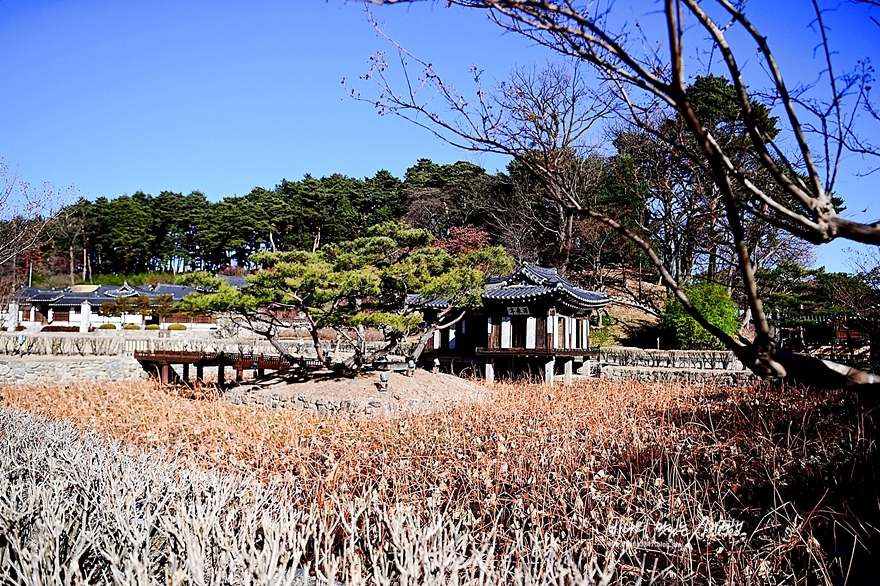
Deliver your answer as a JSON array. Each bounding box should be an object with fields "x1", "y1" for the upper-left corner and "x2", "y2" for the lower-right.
[{"x1": 2, "y1": 377, "x2": 875, "y2": 583}]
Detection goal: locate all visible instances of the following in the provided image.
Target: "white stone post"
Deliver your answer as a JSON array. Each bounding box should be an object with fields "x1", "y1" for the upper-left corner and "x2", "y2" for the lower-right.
[
  {"x1": 6, "y1": 302, "x2": 19, "y2": 331},
  {"x1": 79, "y1": 301, "x2": 91, "y2": 333},
  {"x1": 564, "y1": 358, "x2": 573, "y2": 386},
  {"x1": 485, "y1": 361, "x2": 494, "y2": 385},
  {"x1": 544, "y1": 358, "x2": 555, "y2": 385}
]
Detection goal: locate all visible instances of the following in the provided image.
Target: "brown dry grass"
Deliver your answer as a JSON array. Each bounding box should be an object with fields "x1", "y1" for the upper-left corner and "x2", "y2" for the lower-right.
[{"x1": 2, "y1": 378, "x2": 878, "y2": 582}]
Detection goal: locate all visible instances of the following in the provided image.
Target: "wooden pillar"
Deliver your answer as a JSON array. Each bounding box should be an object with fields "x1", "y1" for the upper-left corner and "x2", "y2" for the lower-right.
[
  {"x1": 236, "y1": 365, "x2": 243, "y2": 382},
  {"x1": 485, "y1": 361, "x2": 494, "y2": 386},
  {"x1": 160, "y1": 363, "x2": 169, "y2": 385},
  {"x1": 182, "y1": 363, "x2": 190, "y2": 383},
  {"x1": 544, "y1": 358, "x2": 555, "y2": 386},
  {"x1": 258, "y1": 368, "x2": 265, "y2": 377},
  {"x1": 217, "y1": 365, "x2": 225, "y2": 386},
  {"x1": 196, "y1": 365, "x2": 204, "y2": 383},
  {"x1": 563, "y1": 358, "x2": 573, "y2": 387}
]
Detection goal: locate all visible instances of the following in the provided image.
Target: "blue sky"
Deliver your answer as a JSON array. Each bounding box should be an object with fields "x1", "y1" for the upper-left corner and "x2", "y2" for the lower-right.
[{"x1": 1, "y1": 0, "x2": 877, "y2": 271}]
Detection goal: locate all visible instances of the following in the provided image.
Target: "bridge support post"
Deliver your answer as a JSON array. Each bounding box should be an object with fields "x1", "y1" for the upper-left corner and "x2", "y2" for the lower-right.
[
  {"x1": 258, "y1": 368, "x2": 265, "y2": 377},
  {"x1": 161, "y1": 364, "x2": 169, "y2": 385},
  {"x1": 217, "y1": 366, "x2": 225, "y2": 387},
  {"x1": 484, "y1": 361, "x2": 494, "y2": 386},
  {"x1": 544, "y1": 358, "x2": 555, "y2": 386},
  {"x1": 563, "y1": 358, "x2": 573, "y2": 387},
  {"x1": 182, "y1": 363, "x2": 189, "y2": 383},
  {"x1": 236, "y1": 366, "x2": 243, "y2": 382},
  {"x1": 196, "y1": 365, "x2": 203, "y2": 384}
]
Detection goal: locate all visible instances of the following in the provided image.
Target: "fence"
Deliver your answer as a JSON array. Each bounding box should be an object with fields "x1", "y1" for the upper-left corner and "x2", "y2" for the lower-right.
[{"x1": 0, "y1": 333, "x2": 405, "y2": 359}]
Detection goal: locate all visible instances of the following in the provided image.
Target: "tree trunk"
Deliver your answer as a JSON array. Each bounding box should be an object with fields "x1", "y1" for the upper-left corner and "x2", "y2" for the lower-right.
[
  {"x1": 411, "y1": 309, "x2": 467, "y2": 362},
  {"x1": 69, "y1": 245, "x2": 75, "y2": 286},
  {"x1": 770, "y1": 348, "x2": 880, "y2": 389},
  {"x1": 338, "y1": 332, "x2": 401, "y2": 376}
]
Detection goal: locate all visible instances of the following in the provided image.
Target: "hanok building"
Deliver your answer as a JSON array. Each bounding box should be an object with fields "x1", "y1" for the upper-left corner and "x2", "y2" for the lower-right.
[
  {"x1": 416, "y1": 264, "x2": 611, "y2": 384},
  {"x1": 6, "y1": 282, "x2": 202, "y2": 332}
]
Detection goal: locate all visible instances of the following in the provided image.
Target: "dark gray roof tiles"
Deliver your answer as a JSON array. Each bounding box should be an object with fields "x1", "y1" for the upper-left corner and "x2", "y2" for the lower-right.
[
  {"x1": 483, "y1": 284, "x2": 556, "y2": 300},
  {"x1": 28, "y1": 291, "x2": 65, "y2": 303},
  {"x1": 406, "y1": 293, "x2": 450, "y2": 309},
  {"x1": 407, "y1": 264, "x2": 610, "y2": 311},
  {"x1": 17, "y1": 280, "x2": 198, "y2": 306}
]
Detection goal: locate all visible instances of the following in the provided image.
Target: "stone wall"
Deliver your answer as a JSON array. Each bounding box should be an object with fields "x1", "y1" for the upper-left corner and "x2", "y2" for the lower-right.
[
  {"x1": 0, "y1": 356, "x2": 148, "y2": 385},
  {"x1": 600, "y1": 365, "x2": 756, "y2": 386},
  {"x1": 599, "y1": 347, "x2": 743, "y2": 371}
]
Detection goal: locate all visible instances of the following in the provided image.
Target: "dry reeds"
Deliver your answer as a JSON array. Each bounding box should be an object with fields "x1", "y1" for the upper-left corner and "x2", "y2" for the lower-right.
[{"x1": 2, "y1": 378, "x2": 877, "y2": 584}]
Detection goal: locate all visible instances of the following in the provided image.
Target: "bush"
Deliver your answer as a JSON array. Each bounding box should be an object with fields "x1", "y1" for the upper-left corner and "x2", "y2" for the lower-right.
[
  {"x1": 167, "y1": 323, "x2": 187, "y2": 331},
  {"x1": 660, "y1": 282, "x2": 739, "y2": 349},
  {"x1": 122, "y1": 324, "x2": 141, "y2": 330},
  {"x1": 144, "y1": 324, "x2": 160, "y2": 330},
  {"x1": 40, "y1": 325, "x2": 80, "y2": 333},
  {"x1": 98, "y1": 324, "x2": 116, "y2": 330}
]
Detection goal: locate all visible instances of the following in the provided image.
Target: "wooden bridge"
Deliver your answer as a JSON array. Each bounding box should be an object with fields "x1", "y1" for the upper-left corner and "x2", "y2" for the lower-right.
[{"x1": 133, "y1": 350, "x2": 323, "y2": 385}]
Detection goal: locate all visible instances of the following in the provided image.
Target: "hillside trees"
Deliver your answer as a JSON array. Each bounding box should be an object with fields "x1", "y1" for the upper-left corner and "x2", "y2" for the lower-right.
[
  {"x1": 36, "y1": 170, "x2": 410, "y2": 278},
  {"x1": 363, "y1": 0, "x2": 880, "y2": 388}
]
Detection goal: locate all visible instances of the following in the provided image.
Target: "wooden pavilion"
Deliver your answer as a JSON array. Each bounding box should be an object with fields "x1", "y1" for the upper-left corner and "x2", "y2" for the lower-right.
[{"x1": 416, "y1": 263, "x2": 610, "y2": 384}]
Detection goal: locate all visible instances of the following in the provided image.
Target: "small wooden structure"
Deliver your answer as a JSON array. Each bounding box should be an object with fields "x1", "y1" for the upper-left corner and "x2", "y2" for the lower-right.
[
  {"x1": 134, "y1": 350, "x2": 321, "y2": 385},
  {"x1": 415, "y1": 264, "x2": 610, "y2": 384}
]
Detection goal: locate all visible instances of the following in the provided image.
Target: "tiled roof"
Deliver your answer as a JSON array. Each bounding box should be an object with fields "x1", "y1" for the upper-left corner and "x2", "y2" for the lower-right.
[
  {"x1": 28, "y1": 291, "x2": 65, "y2": 303},
  {"x1": 483, "y1": 284, "x2": 556, "y2": 300},
  {"x1": 17, "y1": 280, "x2": 198, "y2": 306},
  {"x1": 152, "y1": 283, "x2": 197, "y2": 300},
  {"x1": 407, "y1": 264, "x2": 610, "y2": 311},
  {"x1": 406, "y1": 293, "x2": 450, "y2": 309}
]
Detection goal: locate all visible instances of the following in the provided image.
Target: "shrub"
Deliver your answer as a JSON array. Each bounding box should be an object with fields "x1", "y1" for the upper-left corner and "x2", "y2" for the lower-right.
[
  {"x1": 40, "y1": 325, "x2": 80, "y2": 333},
  {"x1": 98, "y1": 324, "x2": 116, "y2": 330},
  {"x1": 660, "y1": 282, "x2": 740, "y2": 349},
  {"x1": 144, "y1": 324, "x2": 160, "y2": 330},
  {"x1": 122, "y1": 324, "x2": 141, "y2": 330},
  {"x1": 167, "y1": 323, "x2": 187, "y2": 331}
]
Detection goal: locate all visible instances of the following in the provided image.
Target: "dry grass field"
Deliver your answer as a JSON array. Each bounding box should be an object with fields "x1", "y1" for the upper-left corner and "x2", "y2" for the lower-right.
[{"x1": 2, "y1": 378, "x2": 878, "y2": 584}]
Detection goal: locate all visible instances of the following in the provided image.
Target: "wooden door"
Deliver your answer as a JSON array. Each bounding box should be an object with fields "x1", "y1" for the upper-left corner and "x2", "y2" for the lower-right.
[
  {"x1": 511, "y1": 317, "x2": 526, "y2": 348},
  {"x1": 489, "y1": 318, "x2": 501, "y2": 348}
]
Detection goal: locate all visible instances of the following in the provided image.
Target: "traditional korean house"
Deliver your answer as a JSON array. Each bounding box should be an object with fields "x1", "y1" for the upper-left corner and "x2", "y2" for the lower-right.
[
  {"x1": 7, "y1": 282, "x2": 201, "y2": 331},
  {"x1": 415, "y1": 263, "x2": 611, "y2": 384}
]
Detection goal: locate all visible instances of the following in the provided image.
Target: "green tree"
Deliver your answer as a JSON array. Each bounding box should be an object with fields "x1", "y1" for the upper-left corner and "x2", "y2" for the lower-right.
[
  {"x1": 660, "y1": 282, "x2": 740, "y2": 349},
  {"x1": 179, "y1": 222, "x2": 512, "y2": 374}
]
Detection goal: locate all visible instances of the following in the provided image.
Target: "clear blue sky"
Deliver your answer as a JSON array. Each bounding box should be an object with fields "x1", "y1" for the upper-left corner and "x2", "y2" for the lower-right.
[{"x1": 1, "y1": 0, "x2": 877, "y2": 271}]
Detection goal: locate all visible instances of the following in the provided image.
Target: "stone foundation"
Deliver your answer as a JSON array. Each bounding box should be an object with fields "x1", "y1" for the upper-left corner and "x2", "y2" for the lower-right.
[{"x1": 225, "y1": 389, "x2": 491, "y2": 418}]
